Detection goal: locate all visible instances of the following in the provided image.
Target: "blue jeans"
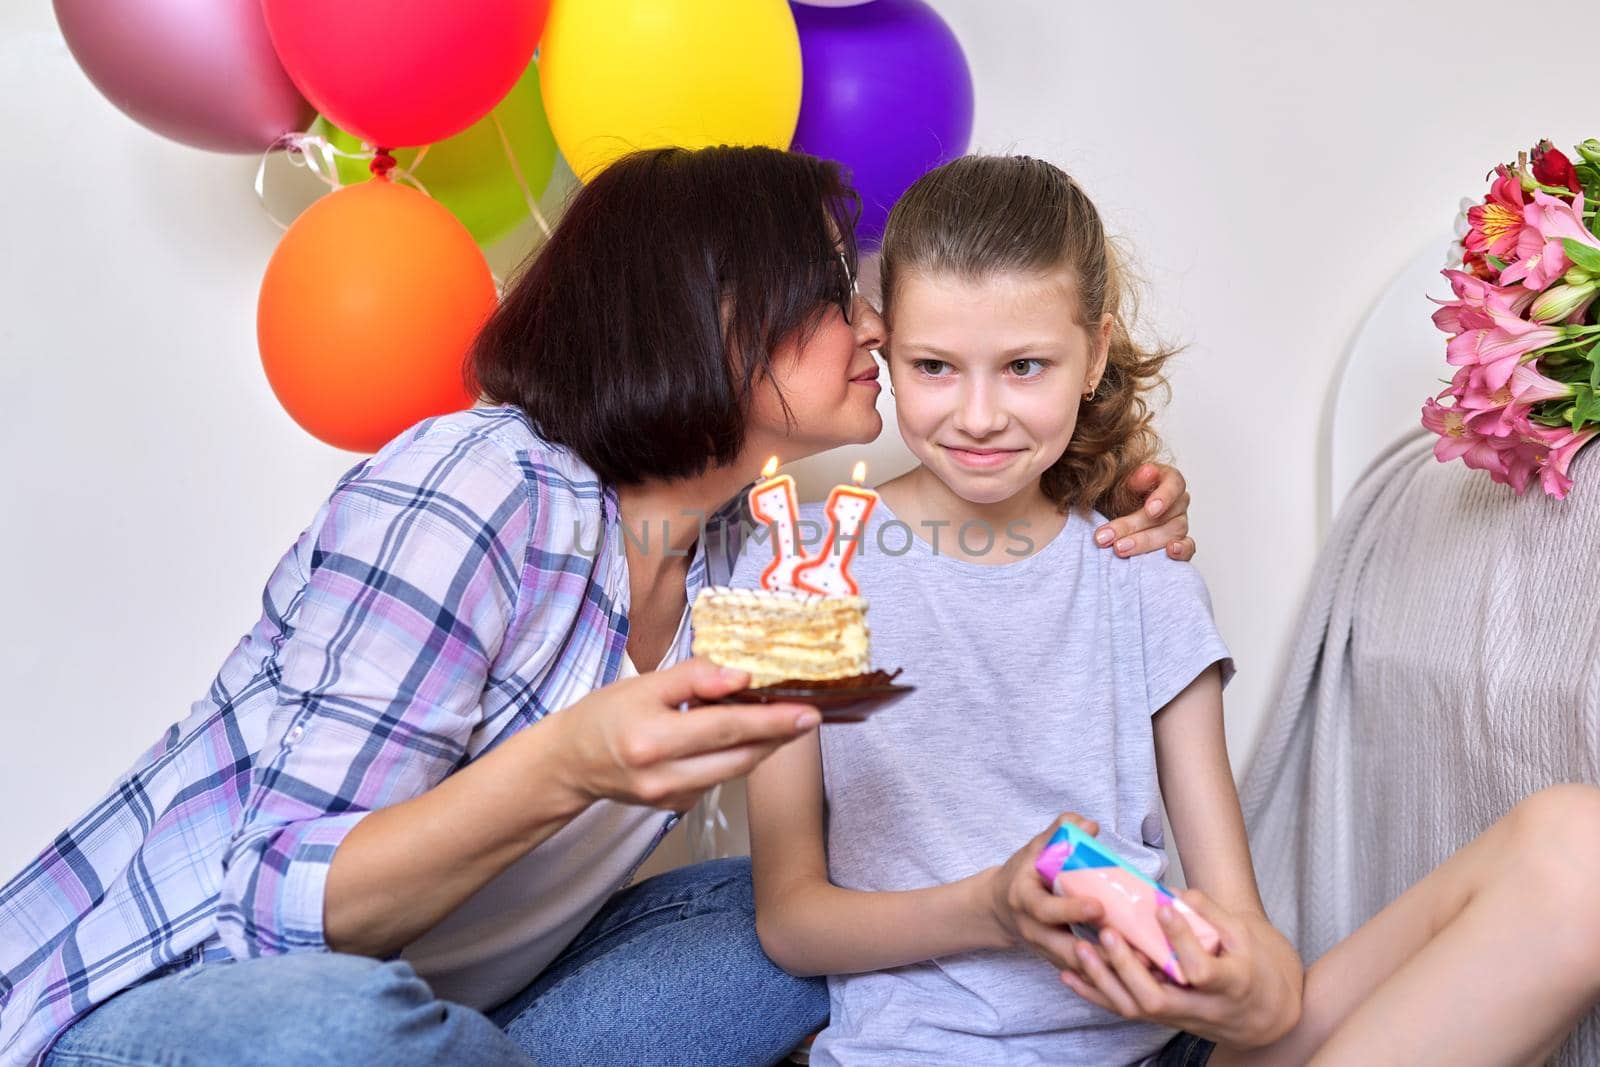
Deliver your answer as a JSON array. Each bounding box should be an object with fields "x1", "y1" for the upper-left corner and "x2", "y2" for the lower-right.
[
  {"x1": 44, "y1": 857, "x2": 827, "y2": 1067},
  {"x1": 1154, "y1": 1031, "x2": 1216, "y2": 1065}
]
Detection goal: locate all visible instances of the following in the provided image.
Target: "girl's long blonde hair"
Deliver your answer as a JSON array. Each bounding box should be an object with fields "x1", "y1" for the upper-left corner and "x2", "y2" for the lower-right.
[{"x1": 879, "y1": 155, "x2": 1176, "y2": 518}]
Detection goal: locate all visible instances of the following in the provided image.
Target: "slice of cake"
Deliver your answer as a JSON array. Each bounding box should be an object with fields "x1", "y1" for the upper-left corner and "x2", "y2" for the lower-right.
[{"x1": 691, "y1": 586, "x2": 870, "y2": 688}]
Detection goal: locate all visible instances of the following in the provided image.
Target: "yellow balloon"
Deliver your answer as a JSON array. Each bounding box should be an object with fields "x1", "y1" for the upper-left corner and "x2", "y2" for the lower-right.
[{"x1": 539, "y1": 0, "x2": 802, "y2": 180}]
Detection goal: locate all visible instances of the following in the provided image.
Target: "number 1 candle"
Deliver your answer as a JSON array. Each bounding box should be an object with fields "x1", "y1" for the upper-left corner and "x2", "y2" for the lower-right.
[
  {"x1": 794, "y1": 461, "x2": 877, "y2": 597},
  {"x1": 747, "y1": 456, "x2": 807, "y2": 591}
]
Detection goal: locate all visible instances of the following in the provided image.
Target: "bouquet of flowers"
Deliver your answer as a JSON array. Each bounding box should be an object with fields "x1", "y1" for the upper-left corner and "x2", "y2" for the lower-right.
[{"x1": 1424, "y1": 138, "x2": 1600, "y2": 499}]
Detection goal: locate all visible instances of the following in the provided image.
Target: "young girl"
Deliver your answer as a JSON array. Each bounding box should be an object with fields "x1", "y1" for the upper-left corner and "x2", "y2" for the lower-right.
[{"x1": 739, "y1": 155, "x2": 1600, "y2": 1066}]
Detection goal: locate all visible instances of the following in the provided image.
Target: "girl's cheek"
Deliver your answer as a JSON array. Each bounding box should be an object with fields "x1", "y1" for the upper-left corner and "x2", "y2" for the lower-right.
[
  {"x1": 894, "y1": 390, "x2": 946, "y2": 446},
  {"x1": 1018, "y1": 387, "x2": 1077, "y2": 434}
]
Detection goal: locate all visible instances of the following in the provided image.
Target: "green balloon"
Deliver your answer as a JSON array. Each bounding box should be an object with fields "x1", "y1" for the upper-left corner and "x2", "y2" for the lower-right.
[{"x1": 313, "y1": 59, "x2": 557, "y2": 248}]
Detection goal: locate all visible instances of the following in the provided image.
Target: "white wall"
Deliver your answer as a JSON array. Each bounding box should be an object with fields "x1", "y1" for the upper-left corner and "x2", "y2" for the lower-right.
[{"x1": 2, "y1": 0, "x2": 1593, "y2": 876}]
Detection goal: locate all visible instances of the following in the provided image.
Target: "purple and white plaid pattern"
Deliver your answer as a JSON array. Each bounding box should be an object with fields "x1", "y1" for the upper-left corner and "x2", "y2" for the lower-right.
[{"x1": 0, "y1": 406, "x2": 742, "y2": 1065}]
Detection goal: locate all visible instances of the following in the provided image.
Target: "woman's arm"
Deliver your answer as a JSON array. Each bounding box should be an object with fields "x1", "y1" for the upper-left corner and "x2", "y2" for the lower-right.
[
  {"x1": 326, "y1": 658, "x2": 818, "y2": 957},
  {"x1": 216, "y1": 436, "x2": 536, "y2": 961},
  {"x1": 747, "y1": 729, "x2": 1010, "y2": 977},
  {"x1": 1097, "y1": 462, "x2": 1196, "y2": 560},
  {"x1": 218, "y1": 434, "x2": 820, "y2": 961}
]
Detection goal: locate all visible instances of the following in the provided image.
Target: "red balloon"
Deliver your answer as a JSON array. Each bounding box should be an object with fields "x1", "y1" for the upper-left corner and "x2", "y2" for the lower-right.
[{"x1": 261, "y1": 0, "x2": 549, "y2": 148}]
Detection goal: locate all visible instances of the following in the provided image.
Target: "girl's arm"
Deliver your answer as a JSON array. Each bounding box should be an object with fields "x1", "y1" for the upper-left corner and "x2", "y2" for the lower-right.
[
  {"x1": 748, "y1": 728, "x2": 1014, "y2": 977},
  {"x1": 1154, "y1": 666, "x2": 1273, "y2": 921},
  {"x1": 1061, "y1": 666, "x2": 1305, "y2": 1048}
]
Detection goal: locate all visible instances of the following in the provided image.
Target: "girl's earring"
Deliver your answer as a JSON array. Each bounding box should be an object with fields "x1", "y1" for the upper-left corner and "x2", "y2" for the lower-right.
[{"x1": 1083, "y1": 382, "x2": 1097, "y2": 401}]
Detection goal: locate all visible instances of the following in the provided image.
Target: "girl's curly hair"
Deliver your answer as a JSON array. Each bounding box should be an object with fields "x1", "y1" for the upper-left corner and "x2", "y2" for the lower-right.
[{"x1": 879, "y1": 155, "x2": 1176, "y2": 519}]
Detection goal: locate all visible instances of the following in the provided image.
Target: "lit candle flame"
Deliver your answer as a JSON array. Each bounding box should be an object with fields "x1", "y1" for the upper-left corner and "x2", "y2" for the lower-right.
[
  {"x1": 762, "y1": 456, "x2": 780, "y2": 479},
  {"x1": 851, "y1": 461, "x2": 867, "y2": 485}
]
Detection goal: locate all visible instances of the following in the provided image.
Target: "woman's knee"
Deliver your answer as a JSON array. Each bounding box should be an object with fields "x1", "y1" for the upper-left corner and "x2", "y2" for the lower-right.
[
  {"x1": 52, "y1": 953, "x2": 518, "y2": 1067},
  {"x1": 193, "y1": 953, "x2": 445, "y2": 1052},
  {"x1": 245, "y1": 954, "x2": 492, "y2": 1058}
]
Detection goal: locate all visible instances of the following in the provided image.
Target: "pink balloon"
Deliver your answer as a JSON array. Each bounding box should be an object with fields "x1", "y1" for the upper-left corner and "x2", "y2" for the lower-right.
[{"x1": 54, "y1": 0, "x2": 311, "y2": 154}]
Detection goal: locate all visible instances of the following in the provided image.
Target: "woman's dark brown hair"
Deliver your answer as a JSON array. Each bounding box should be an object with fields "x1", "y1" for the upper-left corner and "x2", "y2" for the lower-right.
[
  {"x1": 879, "y1": 155, "x2": 1175, "y2": 519},
  {"x1": 471, "y1": 145, "x2": 860, "y2": 486}
]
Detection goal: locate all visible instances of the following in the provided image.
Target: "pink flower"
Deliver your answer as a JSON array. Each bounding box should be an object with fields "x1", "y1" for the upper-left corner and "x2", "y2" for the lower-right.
[
  {"x1": 1465, "y1": 169, "x2": 1528, "y2": 261},
  {"x1": 1500, "y1": 191, "x2": 1600, "y2": 290},
  {"x1": 1443, "y1": 309, "x2": 1562, "y2": 390},
  {"x1": 1441, "y1": 269, "x2": 1534, "y2": 307},
  {"x1": 1432, "y1": 302, "x2": 1494, "y2": 335},
  {"x1": 1497, "y1": 440, "x2": 1541, "y2": 494},
  {"x1": 1424, "y1": 146, "x2": 1600, "y2": 499},
  {"x1": 1487, "y1": 423, "x2": 1600, "y2": 499},
  {"x1": 1538, "y1": 427, "x2": 1599, "y2": 499},
  {"x1": 1452, "y1": 367, "x2": 1568, "y2": 438},
  {"x1": 1421, "y1": 397, "x2": 1512, "y2": 477},
  {"x1": 1506, "y1": 423, "x2": 1600, "y2": 499},
  {"x1": 1430, "y1": 269, "x2": 1535, "y2": 334},
  {"x1": 1507, "y1": 362, "x2": 1577, "y2": 404}
]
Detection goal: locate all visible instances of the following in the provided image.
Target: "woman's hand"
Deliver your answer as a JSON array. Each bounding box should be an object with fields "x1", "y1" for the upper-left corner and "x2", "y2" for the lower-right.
[
  {"x1": 545, "y1": 656, "x2": 822, "y2": 814},
  {"x1": 984, "y1": 814, "x2": 1109, "y2": 976},
  {"x1": 1060, "y1": 887, "x2": 1304, "y2": 1050},
  {"x1": 1096, "y1": 463, "x2": 1195, "y2": 561}
]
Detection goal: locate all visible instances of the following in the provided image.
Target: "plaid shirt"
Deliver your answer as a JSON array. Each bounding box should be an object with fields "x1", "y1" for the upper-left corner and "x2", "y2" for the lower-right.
[{"x1": 0, "y1": 406, "x2": 744, "y2": 1065}]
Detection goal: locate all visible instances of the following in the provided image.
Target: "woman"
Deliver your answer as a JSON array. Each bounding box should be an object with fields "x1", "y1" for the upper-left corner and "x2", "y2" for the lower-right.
[{"x1": 0, "y1": 146, "x2": 1194, "y2": 1067}]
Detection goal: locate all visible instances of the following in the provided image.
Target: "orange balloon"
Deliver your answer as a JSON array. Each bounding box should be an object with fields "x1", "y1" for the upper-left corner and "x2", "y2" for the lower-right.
[{"x1": 257, "y1": 178, "x2": 497, "y2": 452}]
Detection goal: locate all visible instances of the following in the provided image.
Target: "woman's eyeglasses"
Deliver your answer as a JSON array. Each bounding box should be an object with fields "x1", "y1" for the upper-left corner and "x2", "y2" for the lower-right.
[{"x1": 828, "y1": 250, "x2": 859, "y2": 324}]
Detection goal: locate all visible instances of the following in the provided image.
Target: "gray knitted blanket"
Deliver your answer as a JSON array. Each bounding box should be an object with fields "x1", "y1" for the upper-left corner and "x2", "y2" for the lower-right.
[{"x1": 1239, "y1": 428, "x2": 1600, "y2": 1065}]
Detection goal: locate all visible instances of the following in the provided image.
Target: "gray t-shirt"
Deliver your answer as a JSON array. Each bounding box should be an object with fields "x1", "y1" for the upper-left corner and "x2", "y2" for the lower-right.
[{"x1": 734, "y1": 499, "x2": 1233, "y2": 1067}]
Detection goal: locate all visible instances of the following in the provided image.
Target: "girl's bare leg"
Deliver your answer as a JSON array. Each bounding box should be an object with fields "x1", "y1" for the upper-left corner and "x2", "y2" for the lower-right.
[{"x1": 1213, "y1": 784, "x2": 1600, "y2": 1067}]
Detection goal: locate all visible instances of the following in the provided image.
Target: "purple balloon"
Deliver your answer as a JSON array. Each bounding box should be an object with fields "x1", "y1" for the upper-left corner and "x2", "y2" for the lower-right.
[
  {"x1": 790, "y1": 0, "x2": 974, "y2": 246},
  {"x1": 54, "y1": 0, "x2": 312, "y2": 154}
]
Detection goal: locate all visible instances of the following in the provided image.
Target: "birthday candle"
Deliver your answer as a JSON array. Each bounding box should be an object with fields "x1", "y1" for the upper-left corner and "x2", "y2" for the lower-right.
[
  {"x1": 794, "y1": 461, "x2": 877, "y2": 597},
  {"x1": 747, "y1": 456, "x2": 807, "y2": 591}
]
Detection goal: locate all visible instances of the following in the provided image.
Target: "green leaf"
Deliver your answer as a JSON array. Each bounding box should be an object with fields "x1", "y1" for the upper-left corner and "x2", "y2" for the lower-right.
[
  {"x1": 1568, "y1": 379, "x2": 1600, "y2": 429},
  {"x1": 1532, "y1": 405, "x2": 1576, "y2": 429},
  {"x1": 1581, "y1": 344, "x2": 1600, "y2": 407},
  {"x1": 1583, "y1": 161, "x2": 1600, "y2": 205},
  {"x1": 1486, "y1": 254, "x2": 1508, "y2": 272},
  {"x1": 1574, "y1": 386, "x2": 1594, "y2": 430},
  {"x1": 1580, "y1": 393, "x2": 1600, "y2": 431},
  {"x1": 1561, "y1": 238, "x2": 1600, "y2": 275}
]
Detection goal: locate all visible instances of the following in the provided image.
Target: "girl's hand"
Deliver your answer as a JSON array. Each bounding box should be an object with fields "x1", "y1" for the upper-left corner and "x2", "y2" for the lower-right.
[
  {"x1": 545, "y1": 656, "x2": 822, "y2": 814},
  {"x1": 984, "y1": 814, "x2": 1108, "y2": 978},
  {"x1": 1096, "y1": 463, "x2": 1195, "y2": 561},
  {"x1": 1060, "y1": 888, "x2": 1304, "y2": 1050}
]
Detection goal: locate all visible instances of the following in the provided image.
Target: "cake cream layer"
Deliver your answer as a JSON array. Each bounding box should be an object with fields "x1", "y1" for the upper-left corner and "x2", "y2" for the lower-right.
[{"x1": 690, "y1": 586, "x2": 870, "y2": 687}]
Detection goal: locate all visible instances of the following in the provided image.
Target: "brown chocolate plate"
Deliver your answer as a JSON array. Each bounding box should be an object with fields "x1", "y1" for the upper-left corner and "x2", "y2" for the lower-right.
[{"x1": 708, "y1": 668, "x2": 912, "y2": 723}]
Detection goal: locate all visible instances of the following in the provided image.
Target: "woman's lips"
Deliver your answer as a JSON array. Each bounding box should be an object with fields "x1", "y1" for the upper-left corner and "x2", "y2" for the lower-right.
[
  {"x1": 849, "y1": 365, "x2": 881, "y2": 390},
  {"x1": 943, "y1": 445, "x2": 1023, "y2": 469}
]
